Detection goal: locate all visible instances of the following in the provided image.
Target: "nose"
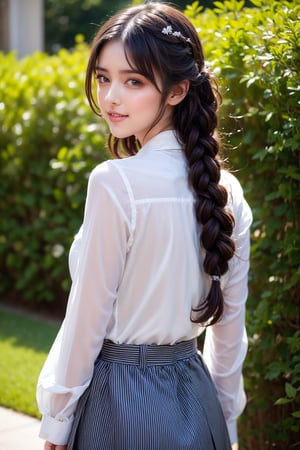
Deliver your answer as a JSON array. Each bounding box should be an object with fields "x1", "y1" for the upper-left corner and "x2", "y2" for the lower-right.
[{"x1": 105, "y1": 82, "x2": 121, "y2": 105}]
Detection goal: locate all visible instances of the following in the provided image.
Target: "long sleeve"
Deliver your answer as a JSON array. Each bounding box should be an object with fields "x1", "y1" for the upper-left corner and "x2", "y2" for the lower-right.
[
  {"x1": 36, "y1": 162, "x2": 131, "y2": 445},
  {"x1": 36, "y1": 131, "x2": 253, "y2": 446},
  {"x1": 203, "y1": 173, "x2": 252, "y2": 445}
]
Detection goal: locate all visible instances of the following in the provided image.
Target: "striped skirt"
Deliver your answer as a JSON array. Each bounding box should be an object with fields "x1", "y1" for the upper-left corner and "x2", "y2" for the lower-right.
[{"x1": 67, "y1": 339, "x2": 231, "y2": 450}]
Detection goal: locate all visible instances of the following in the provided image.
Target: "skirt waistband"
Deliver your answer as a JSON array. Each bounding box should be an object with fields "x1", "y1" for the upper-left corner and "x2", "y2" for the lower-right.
[{"x1": 100, "y1": 339, "x2": 197, "y2": 368}]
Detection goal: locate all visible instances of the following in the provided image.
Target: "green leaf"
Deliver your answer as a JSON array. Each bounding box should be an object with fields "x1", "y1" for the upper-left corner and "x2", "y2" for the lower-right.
[
  {"x1": 285, "y1": 383, "x2": 297, "y2": 399},
  {"x1": 275, "y1": 397, "x2": 292, "y2": 406}
]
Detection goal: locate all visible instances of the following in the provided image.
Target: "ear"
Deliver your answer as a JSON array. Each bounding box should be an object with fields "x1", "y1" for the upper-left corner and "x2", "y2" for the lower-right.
[{"x1": 167, "y1": 80, "x2": 190, "y2": 106}]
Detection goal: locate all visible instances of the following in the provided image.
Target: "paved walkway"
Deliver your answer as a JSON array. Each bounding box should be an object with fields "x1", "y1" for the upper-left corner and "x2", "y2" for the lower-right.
[{"x1": 0, "y1": 406, "x2": 43, "y2": 450}]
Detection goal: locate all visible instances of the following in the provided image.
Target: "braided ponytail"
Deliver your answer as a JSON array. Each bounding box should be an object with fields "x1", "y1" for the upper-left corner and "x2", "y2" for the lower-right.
[
  {"x1": 85, "y1": 2, "x2": 236, "y2": 325},
  {"x1": 175, "y1": 73, "x2": 235, "y2": 325}
]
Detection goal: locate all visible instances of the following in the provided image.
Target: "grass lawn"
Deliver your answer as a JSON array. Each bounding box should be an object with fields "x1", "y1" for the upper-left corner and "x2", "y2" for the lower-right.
[{"x1": 0, "y1": 307, "x2": 60, "y2": 418}]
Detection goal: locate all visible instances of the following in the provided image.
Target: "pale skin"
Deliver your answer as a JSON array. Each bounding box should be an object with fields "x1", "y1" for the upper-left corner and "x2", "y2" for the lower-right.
[
  {"x1": 44, "y1": 443, "x2": 66, "y2": 450},
  {"x1": 43, "y1": 40, "x2": 239, "y2": 450},
  {"x1": 95, "y1": 39, "x2": 188, "y2": 145}
]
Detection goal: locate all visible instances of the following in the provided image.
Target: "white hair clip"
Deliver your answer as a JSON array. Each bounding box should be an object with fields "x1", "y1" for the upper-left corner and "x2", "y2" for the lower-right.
[
  {"x1": 162, "y1": 25, "x2": 191, "y2": 43},
  {"x1": 211, "y1": 275, "x2": 220, "y2": 282}
]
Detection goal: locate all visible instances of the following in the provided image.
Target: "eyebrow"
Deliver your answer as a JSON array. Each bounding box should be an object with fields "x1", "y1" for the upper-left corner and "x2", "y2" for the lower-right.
[{"x1": 95, "y1": 66, "x2": 140, "y2": 75}]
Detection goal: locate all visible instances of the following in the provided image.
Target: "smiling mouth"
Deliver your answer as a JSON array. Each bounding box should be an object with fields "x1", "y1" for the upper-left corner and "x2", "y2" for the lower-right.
[{"x1": 108, "y1": 112, "x2": 128, "y2": 119}]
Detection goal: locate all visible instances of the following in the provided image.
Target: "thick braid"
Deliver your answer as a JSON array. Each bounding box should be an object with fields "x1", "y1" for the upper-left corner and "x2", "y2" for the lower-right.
[
  {"x1": 175, "y1": 75, "x2": 235, "y2": 325},
  {"x1": 85, "y1": 2, "x2": 236, "y2": 324}
]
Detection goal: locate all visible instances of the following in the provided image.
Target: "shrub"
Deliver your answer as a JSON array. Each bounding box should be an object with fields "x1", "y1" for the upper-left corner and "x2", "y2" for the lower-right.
[
  {"x1": 0, "y1": 37, "x2": 109, "y2": 311},
  {"x1": 1, "y1": 1, "x2": 299, "y2": 447},
  {"x1": 186, "y1": 0, "x2": 300, "y2": 447}
]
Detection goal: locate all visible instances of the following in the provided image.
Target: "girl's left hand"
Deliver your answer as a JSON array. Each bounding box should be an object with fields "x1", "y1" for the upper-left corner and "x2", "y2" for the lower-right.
[{"x1": 44, "y1": 441, "x2": 67, "y2": 450}]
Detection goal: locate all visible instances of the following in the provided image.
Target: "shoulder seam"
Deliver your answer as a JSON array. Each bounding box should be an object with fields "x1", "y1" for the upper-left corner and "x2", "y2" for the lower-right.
[{"x1": 110, "y1": 161, "x2": 136, "y2": 251}]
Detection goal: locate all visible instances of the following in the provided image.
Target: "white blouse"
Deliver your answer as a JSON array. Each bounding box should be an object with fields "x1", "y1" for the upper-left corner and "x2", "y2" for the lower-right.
[{"x1": 37, "y1": 130, "x2": 252, "y2": 445}]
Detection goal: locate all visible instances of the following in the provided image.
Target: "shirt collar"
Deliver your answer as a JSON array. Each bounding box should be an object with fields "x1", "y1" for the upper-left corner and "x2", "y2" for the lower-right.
[{"x1": 139, "y1": 130, "x2": 182, "y2": 153}]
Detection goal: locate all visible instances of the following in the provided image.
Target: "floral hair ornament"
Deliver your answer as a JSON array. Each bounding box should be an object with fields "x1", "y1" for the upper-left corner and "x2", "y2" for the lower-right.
[
  {"x1": 197, "y1": 70, "x2": 208, "y2": 81},
  {"x1": 162, "y1": 25, "x2": 191, "y2": 43}
]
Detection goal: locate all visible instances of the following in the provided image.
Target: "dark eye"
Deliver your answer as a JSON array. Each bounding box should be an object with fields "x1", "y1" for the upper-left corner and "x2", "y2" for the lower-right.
[
  {"x1": 96, "y1": 74, "x2": 109, "y2": 83},
  {"x1": 127, "y1": 79, "x2": 142, "y2": 87}
]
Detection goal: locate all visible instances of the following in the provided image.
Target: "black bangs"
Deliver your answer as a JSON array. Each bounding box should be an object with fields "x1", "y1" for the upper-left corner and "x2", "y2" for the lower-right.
[{"x1": 123, "y1": 31, "x2": 163, "y2": 93}]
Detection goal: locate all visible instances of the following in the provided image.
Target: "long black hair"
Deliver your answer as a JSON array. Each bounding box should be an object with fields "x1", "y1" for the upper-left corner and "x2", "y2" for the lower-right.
[{"x1": 85, "y1": 3, "x2": 235, "y2": 325}]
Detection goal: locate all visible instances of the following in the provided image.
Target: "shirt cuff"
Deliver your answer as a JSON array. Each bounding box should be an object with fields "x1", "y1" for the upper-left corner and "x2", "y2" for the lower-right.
[
  {"x1": 39, "y1": 414, "x2": 74, "y2": 445},
  {"x1": 227, "y1": 419, "x2": 238, "y2": 445}
]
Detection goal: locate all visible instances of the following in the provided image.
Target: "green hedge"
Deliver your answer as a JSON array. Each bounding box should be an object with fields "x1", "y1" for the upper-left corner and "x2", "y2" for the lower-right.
[
  {"x1": 0, "y1": 37, "x2": 109, "y2": 310},
  {"x1": 186, "y1": 0, "x2": 300, "y2": 447},
  {"x1": 0, "y1": 0, "x2": 299, "y2": 448}
]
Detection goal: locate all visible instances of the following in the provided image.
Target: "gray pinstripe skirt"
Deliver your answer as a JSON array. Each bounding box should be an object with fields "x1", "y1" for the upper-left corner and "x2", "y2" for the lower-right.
[{"x1": 67, "y1": 339, "x2": 231, "y2": 450}]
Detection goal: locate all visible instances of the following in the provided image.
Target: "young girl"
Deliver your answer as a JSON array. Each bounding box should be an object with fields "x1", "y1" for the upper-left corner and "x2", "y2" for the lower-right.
[{"x1": 37, "y1": 3, "x2": 252, "y2": 449}]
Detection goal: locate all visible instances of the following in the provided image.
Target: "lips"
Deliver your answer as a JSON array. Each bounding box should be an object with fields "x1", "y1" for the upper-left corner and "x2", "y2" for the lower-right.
[{"x1": 107, "y1": 111, "x2": 128, "y2": 121}]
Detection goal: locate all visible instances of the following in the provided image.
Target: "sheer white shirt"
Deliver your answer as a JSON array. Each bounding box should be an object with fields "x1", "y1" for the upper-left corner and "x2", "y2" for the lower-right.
[{"x1": 37, "y1": 130, "x2": 252, "y2": 445}]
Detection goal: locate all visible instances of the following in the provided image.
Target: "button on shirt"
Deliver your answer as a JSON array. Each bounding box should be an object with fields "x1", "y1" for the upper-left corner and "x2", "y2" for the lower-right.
[{"x1": 37, "y1": 130, "x2": 252, "y2": 445}]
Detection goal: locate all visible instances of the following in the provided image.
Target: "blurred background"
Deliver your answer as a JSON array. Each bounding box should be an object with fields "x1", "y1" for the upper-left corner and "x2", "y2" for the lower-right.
[
  {"x1": 0, "y1": 0, "x2": 200, "y2": 56},
  {"x1": 0, "y1": 1, "x2": 299, "y2": 449},
  {"x1": 0, "y1": 0, "x2": 254, "y2": 55}
]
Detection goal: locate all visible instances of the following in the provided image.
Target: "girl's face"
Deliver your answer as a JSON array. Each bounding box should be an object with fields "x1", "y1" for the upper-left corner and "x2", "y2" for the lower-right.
[{"x1": 95, "y1": 40, "x2": 175, "y2": 145}]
